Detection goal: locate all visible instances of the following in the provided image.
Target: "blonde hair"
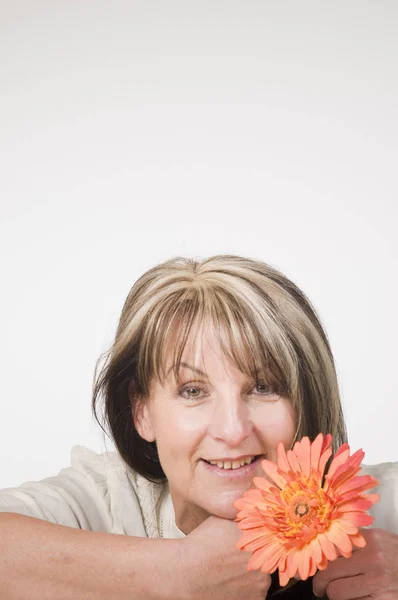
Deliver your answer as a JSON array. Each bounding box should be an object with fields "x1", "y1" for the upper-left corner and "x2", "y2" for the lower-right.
[{"x1": 92, "y1": 255, "x2": 347, "y2": 481}]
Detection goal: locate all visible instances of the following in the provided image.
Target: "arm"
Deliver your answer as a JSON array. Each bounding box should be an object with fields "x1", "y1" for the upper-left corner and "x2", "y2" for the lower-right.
[{"x1": 0, "y1": 512, "x2": 182, "y2": 600}]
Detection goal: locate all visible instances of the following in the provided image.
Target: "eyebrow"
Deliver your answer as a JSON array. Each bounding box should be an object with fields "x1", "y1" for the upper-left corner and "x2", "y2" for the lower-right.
[{"x1": 166, "y1": 361, "x2": 208, "y2": 378}]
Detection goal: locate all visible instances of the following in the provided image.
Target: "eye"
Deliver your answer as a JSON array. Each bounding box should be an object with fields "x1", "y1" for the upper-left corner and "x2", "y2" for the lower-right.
[
  {"x1": 178, "y1": 384, "x2": 207, "y2": 401},
  {"x1": 251, "y1": 382, "x2": 279, "y2": 397}
]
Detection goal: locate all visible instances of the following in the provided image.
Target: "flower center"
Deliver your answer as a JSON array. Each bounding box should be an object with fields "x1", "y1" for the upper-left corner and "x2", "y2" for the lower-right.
[
  {"x1": 295, "y1": 502, "x2": 309, "y2": 517},
  {"x1": 274, "y1": 479, "x2": 334, "y2": 543}
]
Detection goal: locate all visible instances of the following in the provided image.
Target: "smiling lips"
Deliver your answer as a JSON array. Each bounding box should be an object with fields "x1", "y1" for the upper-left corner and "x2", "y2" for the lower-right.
[{"x1": 203, "y1": 455, "x2": 260, "y2": 470}]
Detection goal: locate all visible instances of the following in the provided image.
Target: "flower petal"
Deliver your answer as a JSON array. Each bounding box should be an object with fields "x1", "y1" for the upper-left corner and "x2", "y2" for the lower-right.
[
  {"x1": 336, "y1": 498, "x2": 373, "y2": 512},
  {"x1": 278, "y1": 553, "x2": 288, "y2": 572},
  {"x1": 324, "y1": 466, "x2": 363, "y2": 495},
  {"x1": 317, "y1": 553, "x2": 329, "y2": 570},
  {"x1": 278, "y1": 568, "x2": 291, "y2": 587},
  {"x1": 252, "y1": 476, "x2": 276, "y2": 493},
  {"x1": 338, "y1": 545, "x2": 353, "y2": 559},
  {"x1": 321, "y1": 433, "x2": 333, "y2": 454},
  {"x1": 310, "y1": 433, "x2": 324, "y2": 472},
  {"x1": 286, "y1": 449, "x2": 301, "y2": 473},
  {"x1": 234, "y1": 489, "x2": 266, "y2": 514},
  {"x1": 339, "y1": 511, "x2": 374, "y2": 527},
  {"x1": 318, "y1": 447, "x2": 333, "y2": 479},
  {"x1": 248, "y1": 541, "x2": 284, "y2": 572},
  {"x1": 260, "y1": 490, "x2": 285, "y2": 508},
  {"x1": 350, "y1": 531, "x2": 367, "y2": 548},
  {"x1": 277, "y1": 441, "x2": 292, "y2": 473},
  {"x1": 286, "y1": 550, "x2": 299, "y2": 578},
  {"x1": 309, "y1": 556, "x2": 318, "y2": 577},
  {"x1": 236, "y1": 516, "x2": 268, "y2": 530},
  {"x1": 337, "y1": 489, "x2": 367, "y2": 505},
  {"x1": 325, "y1": 522, "x2": 353, "y2": 555},
  {"x1": 363, "y1": 493, "x2": 379, "y2": 504},
  {"x1": 326, "y1": 446, "x2": 350, "y2": 479},
  {"x1": 318, "y1": 532, "x2": 338, "y2": 561},
  {"x1": 238, "y1": 531, "x2": 275, "y2": 552},
  {"x1": 331, "y1": 442, "x2": 351, "y2": 461},
  {"x1": 298, "y1": 436, "x2": 311, "y2": 478},
  {"x1": 297, "y1": 543, "x2": 311, "y2": 581},
  {"x1": 331, "y1": 449, "x2": 365, "y2": 482},
  {"x1": 336, "y1": 520, "x2": 358, "y2": 535},
  {"x1": 308, "y1": 536, "x2": 323, "y2": 565},
  {"x1": 336, "y1": 474, "x2": 379, "y2": 496},
  {"x1": 236, "y1": 527, "x2": 272, "y2": 548},
  {"x1": 260, "y1": 459, "x2": 289, "y2": 489}
]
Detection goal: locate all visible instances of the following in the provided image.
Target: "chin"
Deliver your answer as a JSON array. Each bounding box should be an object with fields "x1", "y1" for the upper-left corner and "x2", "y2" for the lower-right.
[
  {"x1": 203, "y1": 492, "x2": 242, "y2": 520},
  {"x1": 211, "y1": 505, "x2": 238, "y2": 520}
]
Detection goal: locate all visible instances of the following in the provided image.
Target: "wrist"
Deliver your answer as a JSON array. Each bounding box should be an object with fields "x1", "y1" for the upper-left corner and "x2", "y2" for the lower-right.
[
  {"x1": 136, "y1": 538, "x2": 187, "y2": 600},
  {"x1": 158, "y1": 539, "x2": 188, "y2": 600}
]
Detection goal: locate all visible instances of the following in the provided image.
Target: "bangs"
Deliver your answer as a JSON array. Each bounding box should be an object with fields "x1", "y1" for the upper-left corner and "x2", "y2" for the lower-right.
[{"x1": 137, "y1": 285, "x2": 299, "y2": 399}]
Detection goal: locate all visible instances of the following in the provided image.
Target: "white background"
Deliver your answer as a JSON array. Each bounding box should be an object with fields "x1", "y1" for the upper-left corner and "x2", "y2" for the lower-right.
[{"x1": 1, "y1": 1, "x2": 397, "y2": 488}]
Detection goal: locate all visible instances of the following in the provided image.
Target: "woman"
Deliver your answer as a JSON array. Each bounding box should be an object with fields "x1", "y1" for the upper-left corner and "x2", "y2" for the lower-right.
[{"x1": 0, "y1": 255, "x2": 397, "y2": 600}]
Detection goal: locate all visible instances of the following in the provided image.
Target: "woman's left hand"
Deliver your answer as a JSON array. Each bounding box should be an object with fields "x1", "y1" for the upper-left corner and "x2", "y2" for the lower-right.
[{"x1": 312, "y1": 528, "x2": 398, "y2": 599}]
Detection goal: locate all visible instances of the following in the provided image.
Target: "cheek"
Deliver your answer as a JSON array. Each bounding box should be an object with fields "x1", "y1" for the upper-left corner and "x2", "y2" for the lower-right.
[
  {"x1": 256, "y1": 401, "x2": 296, "y2": 445},
  {"x1": 158, "y1": 403, "x2": 209, "y2": 437},
  {"x1": 154, "y1": 407, "x2": 206, "y2": 462}
]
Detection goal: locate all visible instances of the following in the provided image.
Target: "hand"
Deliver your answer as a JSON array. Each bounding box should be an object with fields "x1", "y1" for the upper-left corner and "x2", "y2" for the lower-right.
[
  {"x1": 312, "y1": 528, "x2": 398, "y2": 600},
  {"x1": 177, "y1": 515, "x2": 272, "y2": 600}
]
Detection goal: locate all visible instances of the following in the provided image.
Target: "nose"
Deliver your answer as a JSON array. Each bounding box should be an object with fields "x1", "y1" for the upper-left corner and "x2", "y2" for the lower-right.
[{"x1": 208, "y1": 394, "x2": 253, "y2": 446}]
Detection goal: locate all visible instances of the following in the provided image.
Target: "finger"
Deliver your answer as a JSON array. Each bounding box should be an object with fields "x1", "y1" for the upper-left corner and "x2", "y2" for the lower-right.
[
  {"x1": 313, "y1": 574, "x2": 369, "y2": 599},
  {"x1": 292, "y1": 534, "x2": 364, "y2": 589},
  {"x1": 313, "y1": 544, "x2": 370, "y2": 590}
]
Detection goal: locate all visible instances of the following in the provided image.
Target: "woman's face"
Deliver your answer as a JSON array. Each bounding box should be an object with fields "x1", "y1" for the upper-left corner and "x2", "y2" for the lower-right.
[{"x1": 134, "y1": 326, "x2": 296, "y2": 534}]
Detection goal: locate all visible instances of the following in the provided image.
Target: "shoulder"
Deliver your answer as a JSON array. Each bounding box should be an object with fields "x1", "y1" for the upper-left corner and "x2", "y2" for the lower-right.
[
  {"x1": 0, "y1": 444, "x2": 167, "y2": 536},
  {"x1": 360, "y1": 461, "x2": 398, "y2": 534},
  {"x1": 360, "y1": 460, "x2": 398, "y2": 480},
  {"x1": 68, "y1": 445, "x2": 167, "y2": 536}
]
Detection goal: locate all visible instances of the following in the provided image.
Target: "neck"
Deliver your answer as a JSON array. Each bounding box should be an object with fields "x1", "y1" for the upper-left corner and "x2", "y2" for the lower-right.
[{"x1": 171, "y1": 493, "x2": 211, "y2": 534}]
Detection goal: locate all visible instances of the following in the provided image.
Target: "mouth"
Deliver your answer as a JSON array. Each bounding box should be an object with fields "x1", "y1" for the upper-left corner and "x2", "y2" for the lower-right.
[{"x1": 200, "y1": 454, "x2": 265, "y2": 472}]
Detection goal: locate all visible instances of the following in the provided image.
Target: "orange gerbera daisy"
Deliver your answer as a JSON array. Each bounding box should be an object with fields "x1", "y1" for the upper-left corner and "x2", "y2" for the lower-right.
[{"x1": 234, "y1": 433, "x2": 380, "y2": 587}]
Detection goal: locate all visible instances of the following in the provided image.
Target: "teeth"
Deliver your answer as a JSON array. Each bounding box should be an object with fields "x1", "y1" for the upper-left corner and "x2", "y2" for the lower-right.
[{"x1": 207, "y1": 456, "x2": 257, "y2": 469}]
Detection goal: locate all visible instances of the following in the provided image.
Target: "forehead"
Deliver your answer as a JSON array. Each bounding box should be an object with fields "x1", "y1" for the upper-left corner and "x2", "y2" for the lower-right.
[
  {"x1": 162, "y1": 322, "x2": 223, "y2": 367},
  {"x1": 158, "y1": 319, "x2": 268, "y2": 385}
]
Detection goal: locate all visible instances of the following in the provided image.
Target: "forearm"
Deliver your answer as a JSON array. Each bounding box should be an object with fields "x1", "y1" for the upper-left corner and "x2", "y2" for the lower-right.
[{"x1": 0, "y1": 512, "x2": 183, "y2": 600}]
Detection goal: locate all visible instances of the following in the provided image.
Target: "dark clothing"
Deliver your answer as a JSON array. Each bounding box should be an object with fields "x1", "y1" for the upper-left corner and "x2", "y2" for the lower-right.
[{"x1": 267, "y1": 571, "x2": 327, "y2": 599}]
